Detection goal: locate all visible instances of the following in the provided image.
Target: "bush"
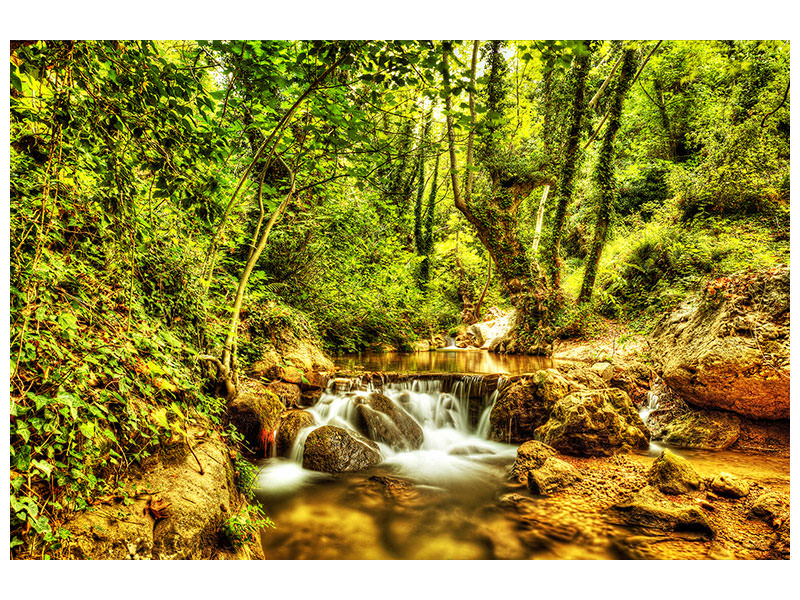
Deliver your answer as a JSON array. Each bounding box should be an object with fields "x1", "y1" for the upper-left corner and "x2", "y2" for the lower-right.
[
  {"x1": 616, "y1": 161, "x2": 671, "y2": 219},
  {"x1": 221, "y1": 504, "x2": 274, "y2": 550}
]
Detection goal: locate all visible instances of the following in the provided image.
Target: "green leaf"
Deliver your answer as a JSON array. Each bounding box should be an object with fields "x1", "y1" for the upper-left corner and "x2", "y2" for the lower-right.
[
  {"x1": 57, "y1": 312, "x2": 78, "y2": 340},
  {"x1": 151, "y1": 407, "x2": 169, "y2": 429},
  {"x1": 79, "y1": 422, "x2": 95, "y2": 439},
  {"x1": 32, "y1": 459, "x2": 54, "y2": 477}
]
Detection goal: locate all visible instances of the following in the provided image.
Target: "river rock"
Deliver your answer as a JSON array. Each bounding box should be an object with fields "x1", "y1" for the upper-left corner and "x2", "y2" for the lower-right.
[
  {"x1": 748, "y1": 492, "x2": 787, "y2": 522},
  {"x1": 709, "y1": 472, "x2": 750, "y2": 498},
  {"x1": 354, "y1": 392, "x2": 424, "y2": 450},
  {"x1": 411, "y1": 340, "x2": 431, "y2": 352},
  {"x1": 300, "y1": 370, "x2": 330, "y2": 391},
  {"x1": 649, "y1": 266, "x2": 789, "y2": 420},
  {"x1": 611, "y1": 486, "x2": 715, "y2": 538},
  {"x1": 509, "y1": 440, "x2": 557, "y2": 483},
  {"x1": 608, "y1": 360, "x2": 656, "y2": 406},
  {"x1": 302, "y1": 425, "x2": 382, "y2": 473},
  {"x1": 267, "y1": 381, "x2": 301, "y2": 406},
  {"x1": 227, "y1": 380, "x2": 284, "y2": 453},
  {"x1": 526, "y1": 457, "x2": 581, "y2": 496},
  {"x1": 647, "y1": 449, "x2": 700, "y2": 495},
  {"x1": 534, "y1": 389, "x2": 650, "y2": 456},
  {"x1": 650, "y1": 408, "x2": 742, "y2": 450},
  {"x1": 275, "y1": 410, "x2": 316, "y2": 456},
  {"x1": 488, "y1": 369, "x2": 573, "y2": 443}
]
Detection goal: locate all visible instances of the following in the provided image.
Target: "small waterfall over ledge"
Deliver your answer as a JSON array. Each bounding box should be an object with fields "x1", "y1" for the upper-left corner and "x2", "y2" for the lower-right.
[{"x1": 260, "y1": 372, "x2": 516, "y2": 495}]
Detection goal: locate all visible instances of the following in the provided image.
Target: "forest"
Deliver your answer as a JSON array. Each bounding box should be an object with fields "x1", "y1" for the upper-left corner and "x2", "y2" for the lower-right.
[{"x1": 9, "y1": 40, "x2": 790, "y2": 562}]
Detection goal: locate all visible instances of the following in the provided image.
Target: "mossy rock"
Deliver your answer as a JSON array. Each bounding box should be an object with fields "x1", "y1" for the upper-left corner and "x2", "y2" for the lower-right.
[
  {"x1": 275, "y1": 410, "x2": 316, "y2": 457},
  {"x1": 535, "y1": 389, "x2": 649, "y2": 457},
  {"x1": 509, "y1": 440, "x2": 557, "y2": 483},
  {"x1": 647, "y1": 449, "x2": 700, "y2": 495},
  {"x1": 227, "y1": 380, "x2": 284, "y2": 453}
]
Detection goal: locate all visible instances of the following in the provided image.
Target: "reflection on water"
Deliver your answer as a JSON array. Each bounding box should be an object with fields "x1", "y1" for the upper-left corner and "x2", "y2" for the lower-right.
[{"x1": 334, "y1": 350, "x2": 556, "y2": 374}]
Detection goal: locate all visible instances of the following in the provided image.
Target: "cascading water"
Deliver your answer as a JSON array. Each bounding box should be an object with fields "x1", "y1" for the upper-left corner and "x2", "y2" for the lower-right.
[
  {"x1": 257, "y1": 374, "x2": 515, "y2": 496},
  {"x1": 639, "y1": 376, "x2": 663, "y2": 422}
]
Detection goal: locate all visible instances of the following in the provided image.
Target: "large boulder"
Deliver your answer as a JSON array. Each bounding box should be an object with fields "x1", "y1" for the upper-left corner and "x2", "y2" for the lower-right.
[
  {"x1": 509, "y1": 440, "x2": 558, "y2": 483},
  {"x1": 302, "y1": 425, "x2": 382, "y2": 473},
  {"x1": 488, "y1": 369, "x2": 573, "y2": 443},
  {"x1": 65, "y1": 424, "x2": 263, "y2": 559},
  {"x1": 647, "y1": 449, "x2": 700, "y2": 495},
  {"x1": 748, "y1": 492, "x2": 788, "y2": 522},
  {"x1": 649, "y1": 266, "x2": 789, "y2": 420},
  {"x1": 227, "y1": 380, "x2": 284, "y2": 453},
  {"x1": 534, "y1": 389, "x2": 650, "y2": 456},
  {"x1": 267, "y1": 381, "x2": 301, "y2": 406},
  {"x1": 275, "y1": 410, "x2": 316, "y2": 457},
  {"x1": 650, "y1": 408, "x2": 742, "y2": 450},
  {"x1": 526, "y1": 457, "x2": 581, "y2": 496},
  {"x1": 354, "y1": 393, "x2": 423, "y2": 451}
]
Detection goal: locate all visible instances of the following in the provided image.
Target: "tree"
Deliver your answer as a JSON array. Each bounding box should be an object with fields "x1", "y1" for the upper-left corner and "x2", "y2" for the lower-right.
[{"x1": 578, "y1": 47, "x2": 638, "y2": 303}]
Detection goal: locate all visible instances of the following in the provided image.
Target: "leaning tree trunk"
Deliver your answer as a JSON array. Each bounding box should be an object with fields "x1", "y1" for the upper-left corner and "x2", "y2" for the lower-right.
[
  {"x1": 579, "y1": 48, "x2": 637, "y2": 304},
  {"x1": 443, "y1": 41, "x2": 556, "y2": 354}
]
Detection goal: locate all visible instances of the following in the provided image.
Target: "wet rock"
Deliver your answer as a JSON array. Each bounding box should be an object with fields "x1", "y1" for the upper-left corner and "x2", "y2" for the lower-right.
[
  {"x1": 647, "y1": 449, "x2": 700, "y2": 495},
  {"x1": 275, "y1": 410, "x2": 315, "y2": 456},
  {"x1": 709, "y1": 472, "x2": 750, "y2": 498},
  {"x1": 590, "y1": 361, "x2": 614, "y2": 381},
  {"x1": 299, "y1": 388, "x2": 323, "y2": 407},
  {"x1": 733, "y1": 417, "x2": 790, "y2": 453},
  {"x1": 410, "y1": 340, "x2": 431, "y2": 352},
  {"x1": 611, "y1": 486, "x2": 715, "y2": 538},
  {"x1": 302, "y1": 425, "x2": 382, "y2": 473},
  {"x1": 608, "y1": 360, "x2": 656, "y2": 406},
  {"x1": 649, "y1": 266, "x2": 789, "y2": 420},
  {"x1": 526, "y1": 457, "x2": 581, "y2": 496},
  {"x1": 354, "y1": 392, "x2": 424, "y2": 451},
  {"x1": 509, "y1": 440, "x2": 557, "y2": 483},
  {"x1": 748, "y1": 492, "x2": 788, "y2": 522},
  {"x1": 267, "y1": 381, "x2": 301, "y2": 406},
  {"x1": 227, "y1": 380, "x2": 284, "y2": 452},
  {"x1": 649, "y1": 408, "x2": 741, "y2": 450},
  {"x1": 535, "y1": 389, "x2": 650, "y2": 456},
  {"x1": 488, "y1": 369, "x2": 573, "y2": 443},
  {"x1": 300, "y1": 370, "x2": 329, "y2": 391}
]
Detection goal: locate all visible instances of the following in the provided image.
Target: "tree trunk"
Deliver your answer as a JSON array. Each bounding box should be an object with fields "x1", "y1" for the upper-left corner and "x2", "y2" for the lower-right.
[
  {"x1": 443, "y1": 40, "x2": 555, "y2": 353},
  {"x1": 546, "y1": 45, "x2": 592, "y2": 288},
  {"x1": 579, "y1": 48, "x2": 637, "y2": 304}
]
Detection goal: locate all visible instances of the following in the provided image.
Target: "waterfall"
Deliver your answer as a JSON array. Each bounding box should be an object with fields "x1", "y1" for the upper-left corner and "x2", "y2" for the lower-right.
[
  {"x1": 283, "y1": 374, "x2": 509, "y2": 466},
  {"x1": 639, "y1": 381, "x2": 661, "y2": 421}
]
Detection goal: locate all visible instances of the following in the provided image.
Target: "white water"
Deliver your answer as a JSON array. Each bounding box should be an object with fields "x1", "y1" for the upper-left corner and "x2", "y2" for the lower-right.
[
  {"x1": 639, "y1": 389, "x2": 660, "y2": 421},
  {"x1": 255, "y1": 375, "x2": 514, "y2": 497}
]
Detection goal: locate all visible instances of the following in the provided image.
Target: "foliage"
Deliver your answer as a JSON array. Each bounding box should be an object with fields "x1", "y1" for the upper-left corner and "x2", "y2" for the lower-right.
[{"x1": 221, "y1": 504, "x2": 275, "y2": 551}]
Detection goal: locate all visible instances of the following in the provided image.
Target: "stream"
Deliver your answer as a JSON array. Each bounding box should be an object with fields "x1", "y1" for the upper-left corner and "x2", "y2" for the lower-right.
[{"x1": 255, "y1": 351, "x2": 789, "y2": 559}]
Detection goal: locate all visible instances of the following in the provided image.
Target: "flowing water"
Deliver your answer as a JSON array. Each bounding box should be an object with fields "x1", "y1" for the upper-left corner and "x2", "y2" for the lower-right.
[{"x1": 255, "y1": 353, "x2": 789, "y2": 559}]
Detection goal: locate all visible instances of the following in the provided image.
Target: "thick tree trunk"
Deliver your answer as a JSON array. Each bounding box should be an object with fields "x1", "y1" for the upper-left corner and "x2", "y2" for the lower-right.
[
  {"x1": 443, "y1": 40, "x2": 556, "y2": 353},
  {"x1": 579, "y1": 48, "x2": 637, "y2": 304}
]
